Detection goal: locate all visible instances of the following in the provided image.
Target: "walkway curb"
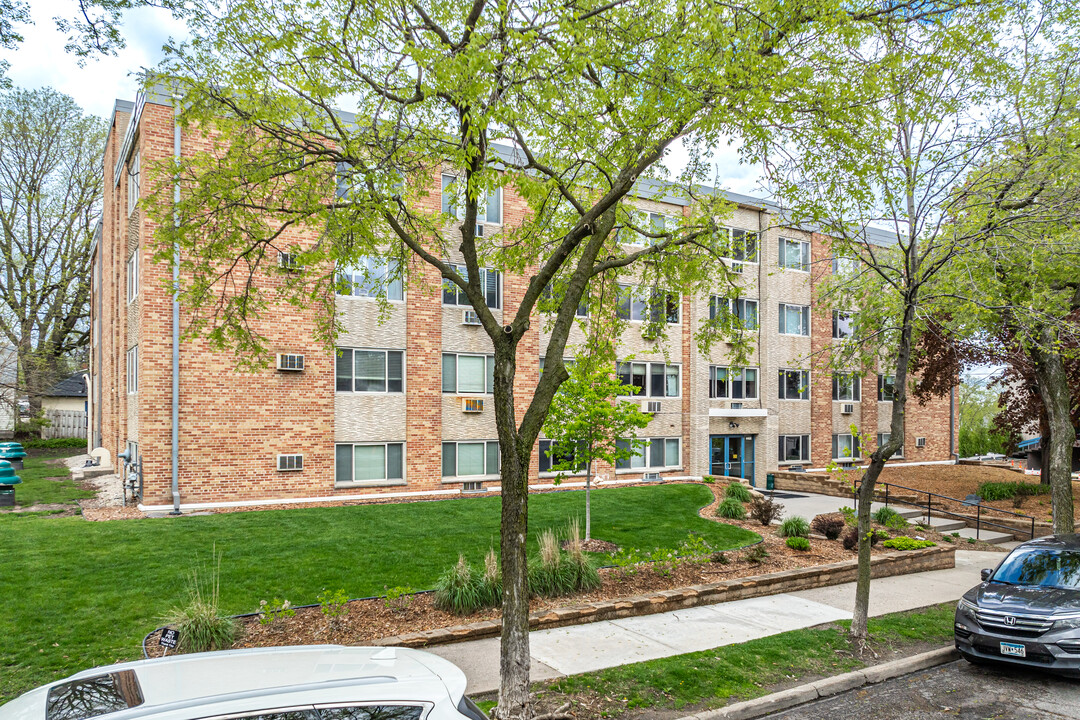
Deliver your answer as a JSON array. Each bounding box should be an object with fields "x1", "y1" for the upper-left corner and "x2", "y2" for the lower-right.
[{"x1": 683, "y1": 646, "x2": 959, "y2": 720}]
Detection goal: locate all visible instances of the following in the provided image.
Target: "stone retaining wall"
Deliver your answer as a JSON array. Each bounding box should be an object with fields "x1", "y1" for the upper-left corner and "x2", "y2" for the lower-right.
[{"x1": 376, "y1": 545, "x2": 956, "y2": 648}]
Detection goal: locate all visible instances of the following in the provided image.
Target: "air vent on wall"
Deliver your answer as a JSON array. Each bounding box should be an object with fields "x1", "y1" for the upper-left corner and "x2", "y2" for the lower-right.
[
  {"x1": 642, "y1": 400, "x2": 661, "y2": 414},
  {"x1": 277, "y1": 454, "x2": 303, "y2": 471},
  {"x1": 462, "y1": 397, "x2": 484, "y2": 413},
  {"x1": 841, "y1": 403, "x2": 855, "y2": 415},
  {"x1": 916, "y1": 437, "x2": 927, "y2": 448},
  {"x1": 462, "y1": 481, "x2": 484, "y2": 493},
  {"x1": 277, "y1": 353, "x2": 305, "y2": 371},
  {"x1": 642, "y1": 472, "x2": 662, "y2": 481},
  {"x1": 462, "y1": 309, "x2": 481, "y2": 326},
  {"x1": 730, "y1": 402, "x2": 743, "y2": 410},
  {"x1": 278, "y1": 252, "x2": 302, "y2": 271}
]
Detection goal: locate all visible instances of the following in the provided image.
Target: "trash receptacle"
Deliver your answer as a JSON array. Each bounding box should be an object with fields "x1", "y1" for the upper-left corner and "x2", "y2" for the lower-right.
[
  {"x1": 0, "y1": 460, "x2": 22, "y2": 507},
  {"x1": 766, "y1": 473, "x2": 775, "y2": 491}
]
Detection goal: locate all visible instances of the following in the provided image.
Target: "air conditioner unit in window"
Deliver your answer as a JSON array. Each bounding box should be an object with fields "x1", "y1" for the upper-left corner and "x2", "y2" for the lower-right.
[
  {"x1": 462, "y1": 309, "x2": 481, "y2": 326},
  {"x1": 916, "y1": 437, "x2": 927, "y2": 448},
  {"x1": 277, "y1": 454, "x2": 303, "y2": 471},
  {"x1": 276, "y1": 353, "x2": 305, "y2": 371},
  {"x1": 642, "y1": 400, "x2": 661, "y2": 413},
  {"x1": 730, "y1": 402, "x2": 743, "y2": 410},
  {"x1": 841, "y1": 403, "x2": 855, "y2": 415},
  {"x1": 475, "y1": 223, "x2": 484, "y2": 237},
  {"x1": 461, "y1": 397, "x2": 484, "y2": 413},
  {"x1": 642, "y1": 472, "x2": 662, "y2": 481}
]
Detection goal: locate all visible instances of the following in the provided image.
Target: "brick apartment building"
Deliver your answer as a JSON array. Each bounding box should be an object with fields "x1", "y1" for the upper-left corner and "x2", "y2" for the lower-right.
[{"x1": 90, "y1": 92, "x2": 959, "y2": 511}]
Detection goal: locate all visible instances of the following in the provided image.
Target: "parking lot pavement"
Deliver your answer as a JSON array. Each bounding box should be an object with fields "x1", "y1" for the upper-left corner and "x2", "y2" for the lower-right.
[{"x1": 764, "y1": 659, "x2": 1080, "y2": 719}]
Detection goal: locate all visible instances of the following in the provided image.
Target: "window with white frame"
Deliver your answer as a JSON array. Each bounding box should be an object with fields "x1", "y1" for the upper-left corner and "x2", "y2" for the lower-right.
[
  {"x1": 335, "y1": 442, "x2": 404, "y2": 484},
  {"x1": 878, "y1": 432, "x2": 904, "y2": 457},
  {"x1": 336, "y1": 162, "x2": 404, "y2": 200},
  {"x1": 337, "y1": 257, "x2": 403, "y2": 300},
  {"x1": 832, "y1": 372, "x2": 861, "y2": 401},
  {"x1": 709, "y1": 296, "x2": 758, "y2": 330},
  {"x1": 778, "y1": 434, "x2": 810, "y2": 463},
  {"x1": 627, "y1": 210, "x2": 679, "y2": 246},
  {"x1": 441, "y1": 174, "x2": 502, "y2": 224},
  {"x1": 126, "y1": 346, "x2": 138, "y2": 394},
  {"x1": 832, "y1": 311, "x2": 852, "y2": 339},
  {"x1": 709, "y1": 367, "x2": 758, "y2": 400},
  {"x1": 778, "y1": 369, "x2": 810, "y2": 400},
  {"x1": 832, "y1": 433, "x2": 861, "y2": 460},
  {"x1": 126, "y1": 151, "x2": 140, "y2": 216},
  {"x1": 779, "y1": 237, "x2": 810, "y2": 272},
  {"x1": 615, "y1": 437, "x2": 680, "y2": 469},
  {"x1": 540, "y1": 284, "x2": 587, "y2": 316},
  {"x1": 617, "y1": 361, "x2": 680, "y2": 397},
  {"x1": 878, "y1": 374, "x2": 896, "y2": 401},
  {"x1": 539, "y1": 439, "x2": 587, "y2": 474},
  {"x1": 778, "y1": 303, "x2": 810, "y2": 336},
  {"x1": 336, "y1": 348, "x2": 404, "y2": 392},
  {"x1": 442, "y1": 353, "x2": 494, "y2": 394},
  {"x1": 126, "y1": 250, "x2": 138, "y2": 303},
  {"x1": 443, "y1": 440, "x2": 500, "y2": 477},
  {"x1": 832, "y1": 256, "x2": 858, "y2": 276},
  {"x1": 616, "y1": 284, "x2": 679, "y2": 323},
  {"x1": 443, "y1": 263, "x2": 501, "y2": 308},
  {"x1": 720, "y1": 227, "x2": 758, "y2": 265}
]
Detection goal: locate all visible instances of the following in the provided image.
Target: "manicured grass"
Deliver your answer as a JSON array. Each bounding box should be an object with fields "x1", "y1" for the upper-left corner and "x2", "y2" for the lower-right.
[
  {"x1": 0, "y1": 483, "x2": 757, "y2": 703},
  {"x1": 3, "y1": 449, "x2": 93, "y2": 508},
  {"x1": 542, "y1": 603, "x2": 956, "y2": 712}
]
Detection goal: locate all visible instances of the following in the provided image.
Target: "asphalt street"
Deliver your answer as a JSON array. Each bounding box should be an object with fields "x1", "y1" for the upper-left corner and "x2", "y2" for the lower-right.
[{"x1": 764, "y1": 659, "x2": 1080, "y2": 719}]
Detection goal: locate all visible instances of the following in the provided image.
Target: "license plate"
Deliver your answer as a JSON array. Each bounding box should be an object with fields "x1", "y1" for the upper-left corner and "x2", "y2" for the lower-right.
[{"x1": 1000, "y1": 642, "x2": 1026, "y2": 658}]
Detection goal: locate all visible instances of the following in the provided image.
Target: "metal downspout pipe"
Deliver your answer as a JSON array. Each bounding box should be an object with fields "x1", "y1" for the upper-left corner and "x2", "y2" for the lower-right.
[{"x1": 170, "y1": 97, "x2": 182, "y2": 515}]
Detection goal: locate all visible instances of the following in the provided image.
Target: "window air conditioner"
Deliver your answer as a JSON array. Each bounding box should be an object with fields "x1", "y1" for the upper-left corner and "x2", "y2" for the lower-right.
[
  {"x1": 642, "y1": 400, "x2": 661, "y2": 413},
  {"x1": 461, "y1": 397, "x2": 485, "y2": 413},
  {"x1": 276, "y1": 353, "x2": 305, "y2": 371},
  {"x1": 462, "y1": 309, "x2": 481, "y2": 326},
  {"x1": 642, "y1": 472, "x2": 662, "y2": 481},
  {"x1": 277, "y1": 454, "x2": 303, "y2": 471},
  {"x1": 841, "y1": 403, "x2": 855, "y2": 415},
  {"x1": 916, "y1": 437, "x2": 927, "y2": 448}
]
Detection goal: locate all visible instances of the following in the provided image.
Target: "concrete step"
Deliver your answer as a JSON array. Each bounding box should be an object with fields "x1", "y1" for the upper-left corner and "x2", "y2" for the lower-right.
[
  {"x1": 894, "y1": 508, "x2": 925, "y2": 520},
  {"x1": 922, "y1": 517, "x2": 968, "y2": 532},
  {"x1": 952, "y1": 527, "x2": 1016, "y2": 545},
  {"x1": 81, "y1": 465, "x2": 115, "y2": 479}
]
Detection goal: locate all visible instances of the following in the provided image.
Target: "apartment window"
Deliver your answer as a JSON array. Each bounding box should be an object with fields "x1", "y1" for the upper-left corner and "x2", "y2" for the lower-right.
[
  {"x1": 442, "y1": 353, "x2": 495, "y2": 394},
  {"x1": 779, "y1": 237, "x2": 810, "y2": 272},
  {"x1": 126, "y1": 346, "x2": 138, "y2": 394},
  {"x1": 335, "y1": 442, "x2": 404, "y2": 484},
  {"x1": 778, "y1": 303, "x2": 810, "y2": 336},
  {"x1": 709, "y1": 367, "x2": 758, "y2": 400},
  {"x1": 617, "y1": 361, "x2": 680, "y2": 397},
  {"x1": 336, "y1": 348, "x2": 404, "y2": 392},
  {"x1": 126, "y1": 151, "x2": 140, "y2": 216},
  {"x1": 443, "y1": 440, "x2": 500, "y2": 477},
  {"x1": 779, "y1": 434, "x2": 810, "y2": 463},
  {"x1": 832, "y1": 434, "x2": 861, "y2": 460},
  {"x1": 627, "y1": 211, "x2": 679, "y2": 246},
  {"x1": 541, "y1": 285, "x2": 588, "y2": 316},
  {"x1": 832, "y1": 311, "x2": 852, "y2": 339},
  {"x1": 126, "y1": 250, "x2": 138, "y2": 303},
  {"x1": 709, "y1": 296, "x2": 759, "y2": 330},
  {"x1": 878, "y1": 374, "x2": 896, "y2": 401},
  {"x1": 443, "y1": 263, "x2": 501, "y2": 309},
  {"x1": 832, "y1": 372, "x2": 861, "y2": 401},
  {"x1": 832, "y1": 256, "x2": 858, "y2": 276},
  {"x1": 878, "y1": 433, "x2": 904, "y2": 457},
  {"x1": 539, "y1": 439, "x2": 586, "y2": 474},
  {"x1": 615, "y1": 437, "x2": 680, "y2": 469},
  {"x1": 338, "y1": 257, "x2": 403, "y2": 300},
  {"x1": 778, "y1": 369, "x2": 810, "y2": 400},
  {"x1": 441, "y1": 174, "x2": 502, "y2": 224},
  {"x1": 616, "y1": 285, "x2": 680, "y2": 323},
  {"x1": 720, "y1": 228, "x2": 758, "y2": 264}
]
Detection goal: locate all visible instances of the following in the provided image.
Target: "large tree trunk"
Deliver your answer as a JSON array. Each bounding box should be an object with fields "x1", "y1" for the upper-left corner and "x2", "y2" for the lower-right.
[
  {"x1": 850, "y1": 458, "x2": 880, "y2": 639},
  {"x1": 1030, "y1": 331, "x2": 1075, "y2": 535}
]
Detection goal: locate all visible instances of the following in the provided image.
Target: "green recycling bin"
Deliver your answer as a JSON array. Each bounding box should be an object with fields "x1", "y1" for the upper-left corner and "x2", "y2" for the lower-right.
[
  {"x1": 766, "y1": 473, "x2": 775, "y2": 491},
  {"x1": 0, "y1": 460, "x2": 22, "y2": 507}
]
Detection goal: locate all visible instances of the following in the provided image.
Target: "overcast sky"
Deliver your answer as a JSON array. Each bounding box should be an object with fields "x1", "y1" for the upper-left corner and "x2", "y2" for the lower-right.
[{"x1": 0, "y1": 0, "x2": 767, "y2": 197}]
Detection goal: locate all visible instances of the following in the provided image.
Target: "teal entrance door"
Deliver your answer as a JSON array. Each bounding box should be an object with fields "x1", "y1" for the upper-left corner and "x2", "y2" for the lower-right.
[{"x1": 710, "y1": 435, "x2": 756, "y2": 481}]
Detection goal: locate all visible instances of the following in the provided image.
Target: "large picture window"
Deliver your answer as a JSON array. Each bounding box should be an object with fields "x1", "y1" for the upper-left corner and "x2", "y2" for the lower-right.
[
  {"x1": 443, "y1": 263, "x2": 501, "y2": 309},
  {"x1": 778, "y1": 369, "x2": 810, "y2": 400},
  {"x1": 778, "y1": 434, "x2": 810, "y2": 463},
  {"x1": 709, "y1": 296, "x2": 758, "y2": 330},
  {"x1": 336, "y1": 349, "x2": 404, "y2": 393},
  {"x1": 337, "y1": 257, "x2": 403, "y2": 300},
  {"x1": 720, "y1": 228, "x2": 758, "y2": 265},
  {"x1": 778, "y1": 303, "x2": 810, "y2": 336},
  {"x1": 617, "y1": 361, "x2": 680, "y2": 397},
  {"x1": 443, "y1": 440, "x2": 500, "y2": 477},
  {"x1": 539, "y1": 439, "x2": 587, "y2": 474},
  {"x1": 627, "y1": 211, "x2": 679, "y2": 246},
  {"x1": 832, "y1": 372, "x2": 861, "y2": 401},
  {"x1": 335, "y1": 443, "x2": 404, "y2": 484},
  {"x1": 442, "y1": 353, "x2": 495, "y2": 394},
  {"x1": 709, "y1": 367, "x2": 758, "y2": 400},
  {"x1": 615, "y1": 437, "x2": 680, "y2": 469},
  {"x1": 616, "y1": 284, "x2": 680, "y2": 323},
  {"x1": 779, "y1": 237, "x2": 810, "y2": 272}
]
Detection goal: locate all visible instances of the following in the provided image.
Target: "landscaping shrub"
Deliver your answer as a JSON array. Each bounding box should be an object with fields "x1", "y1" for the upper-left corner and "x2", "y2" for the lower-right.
[
  {"x1": 434, "y1": 555, "x2": 487, "y2": 614},
  {"x1": 318, "y1": 588, "x2": 349, "y2": 632},
  {"x1": 710, "y1": 551, "x2": 729, "y2": 565},
  {"x1": 811, "y1": 514, "x2": 845, "y2": 540},
  {"x1": 480, "y1": 547, "x2": 502, "y2": 607},
  {"x1": 977, "y1": 481, "x2": 1051, "y2": 502},
  {"x1": 717, "y1": 497, "x2": 747, "y2": 520},
  {"x1": 749, "y1": 497, "x2": 784, "y2": 526},
  {"x1": 842, "y1": 528, "x2": 882, "y2": 551},
  {"x1": 562, "y1": 520, "x2": 602, "y2": 592},
  {"x1": 839, "y1": 506, "x2": 857, "y2": 527},
  {"x1": 785, "y1": 536, "x2": 811, "y2": 551},
  {"x1": 882, "y1": 537, "x2": 936, "y2": 551},
  {"x1": 21, "y1": 437, "x2": 86, "y2": 449},
  {"x1": 383, "y1": 586, "x2": 414, "y2": 613},
  {"x1": 257, "y1": 598, "x2": 294, "y2": 626},
  {"x1": 885, "y1": 514, "x2": 909, "y2": 531},
  {"x1": 162, "y1": 551, "x2": 236, "y2": 653},
  {"x1": 872, "y1": 506, "x2": 901, "y2": 525},
  {"x1": 724, "y1": 482, "x2": 753, "y2": 503},
  {"x1": 778, "y1": 516, "x2": 810, "y2": 539},
  {"x1": 942, "y1": 534, "x2": 955, "y2": 543},
  {"x1": 743, "y1": 544, "x2": 770, "y2": 563},
  {"x1": 529, "y1": 529, "x2": 574, "y2": 596},
  {"x1": 701, "y1": 475, "x2": 716, "y2": 484}
]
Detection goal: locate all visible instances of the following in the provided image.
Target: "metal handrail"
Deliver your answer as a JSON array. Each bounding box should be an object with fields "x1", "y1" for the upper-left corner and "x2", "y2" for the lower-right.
[{"x1": 853, "y1": 479, "x2": 1037, "y2": 540}]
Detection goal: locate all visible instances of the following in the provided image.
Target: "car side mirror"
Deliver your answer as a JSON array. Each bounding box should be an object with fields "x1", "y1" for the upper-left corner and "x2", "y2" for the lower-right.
[{"x1": 981, "y1": 568, "x2": 993, "y2": 581}]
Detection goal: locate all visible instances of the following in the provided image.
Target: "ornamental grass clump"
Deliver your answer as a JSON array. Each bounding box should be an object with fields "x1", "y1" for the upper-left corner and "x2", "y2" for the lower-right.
[
  {"x1": 434, "y1": 554, "x2": 486, "y2": 615},
  {"x1": 162, "y1": 549, "x2": 237, "y2": 653},
  {"x1": 724, "y1": 482, "x2": 753, "y2": 503},
  {"x1": 777, "y1": 515, "x2": 810, "y2": 539},
  {"x1": 872, "y1": 506, "x2": 902, "y2": 525},
  {"x1": 480, "y1": 547, "x2": 502, "y2": 607},
  {"x1": 717, "y1": 497, "x2": 747, "y2": 520},
  {"x1": 562, "y1": 519, "x2": 602, "y2": 593},
  {"x1": 529, "y1": 528, "x2": 576, "y2": 597}
]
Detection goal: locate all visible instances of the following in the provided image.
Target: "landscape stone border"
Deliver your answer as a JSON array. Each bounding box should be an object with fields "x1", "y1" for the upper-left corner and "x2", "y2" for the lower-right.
[{"x1": 374, "y1": 545, "x2": 955, "y2": 648}]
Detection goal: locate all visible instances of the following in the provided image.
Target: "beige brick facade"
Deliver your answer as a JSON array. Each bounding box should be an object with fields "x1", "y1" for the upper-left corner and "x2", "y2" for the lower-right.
[{"x1": 89, "y1": 95, "x2": 959, "y2": 508}]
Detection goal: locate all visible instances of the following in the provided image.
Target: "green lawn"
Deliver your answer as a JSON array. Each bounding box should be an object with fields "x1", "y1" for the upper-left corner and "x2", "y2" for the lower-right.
[
  {"x1": 0, "y1": 482, "x2": 757, "y2": 703},
  {"x1": 2, "y1": 449, "x2": 94, "y2": 508}
]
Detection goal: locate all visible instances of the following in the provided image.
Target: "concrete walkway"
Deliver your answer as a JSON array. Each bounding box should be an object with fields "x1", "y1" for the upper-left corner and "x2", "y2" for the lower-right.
[{"x1": 427, "y1": 550, "x2": 1007, "y2": 695}]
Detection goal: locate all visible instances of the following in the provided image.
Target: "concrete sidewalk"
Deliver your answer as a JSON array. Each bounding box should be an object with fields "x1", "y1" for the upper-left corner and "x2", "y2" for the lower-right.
[{"x1": 427, "y1": 550, "x2": 1006, "y2": 695}]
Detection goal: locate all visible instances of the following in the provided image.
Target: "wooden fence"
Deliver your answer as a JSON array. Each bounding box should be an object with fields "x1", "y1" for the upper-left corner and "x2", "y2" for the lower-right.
[{"x1": 42, "y1": 409, "x2": 87, "y2": 439}]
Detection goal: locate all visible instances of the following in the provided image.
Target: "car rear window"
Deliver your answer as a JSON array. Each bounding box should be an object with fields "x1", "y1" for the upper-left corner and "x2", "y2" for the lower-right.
[
  {"x1": 992, "y1": 548, "x2": 1080, "y2": 589},
  {"x1": 318, "y1": 707, "x2": 423, "y2": 720},
  {"x1": 46, "y1": 671, "x2": 144, "y2": 720}
]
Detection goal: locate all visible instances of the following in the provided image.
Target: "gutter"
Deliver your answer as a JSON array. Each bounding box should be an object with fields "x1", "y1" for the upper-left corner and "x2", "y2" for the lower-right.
[{"x1": 170, "y1": 96, "x2": 182, "y2": 515}]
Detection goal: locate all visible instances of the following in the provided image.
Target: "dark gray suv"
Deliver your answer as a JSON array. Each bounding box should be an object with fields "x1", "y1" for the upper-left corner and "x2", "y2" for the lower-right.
[{"x1": 955, "y1": 534, "x2": 1080, "y2": 675}]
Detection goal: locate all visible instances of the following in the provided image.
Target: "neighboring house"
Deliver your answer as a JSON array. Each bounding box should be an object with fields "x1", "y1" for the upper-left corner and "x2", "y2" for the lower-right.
[
  {"x1": 0, "y1": 346, "x2": 14, "y2": 439},
  {"x1": 91, "y1": 91, "x2": 960, "y2": 510},
  {"x1": 42, "y1": 372, "x2": 88, "y2": 413}
]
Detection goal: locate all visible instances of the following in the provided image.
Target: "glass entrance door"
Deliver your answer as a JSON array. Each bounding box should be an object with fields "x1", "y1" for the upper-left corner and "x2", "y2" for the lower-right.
[{"x1": 710, "y1": 435, "x2": 756, "y2": 481}]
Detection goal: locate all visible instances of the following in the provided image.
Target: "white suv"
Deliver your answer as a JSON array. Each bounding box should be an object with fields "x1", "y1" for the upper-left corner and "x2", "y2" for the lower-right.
[{"x1": 0, "y1": 646, "x2": 488, "y2": 720}]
